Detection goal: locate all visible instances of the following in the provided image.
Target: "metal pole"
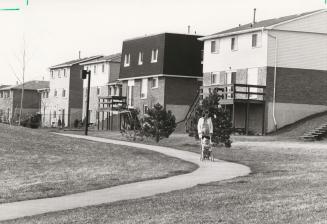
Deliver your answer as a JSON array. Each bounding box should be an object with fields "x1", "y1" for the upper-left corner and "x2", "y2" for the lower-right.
[{"x1": 85, "y1": 72, "x2": 91, "y2": 135}]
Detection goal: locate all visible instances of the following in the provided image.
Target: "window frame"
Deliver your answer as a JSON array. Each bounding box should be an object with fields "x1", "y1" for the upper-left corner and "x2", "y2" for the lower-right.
[
  {"x1": 151, "y1": 49, "x2": 158, "y2": 63},
  {"x1": 140, "y1": 78, "x2": 148, "y2": 99},
  {"x1": 231, "y1": 36, "x2": 238, "y2": 51},
  {"x1": 138, "y1": 52, "x2": 143, "y2": 65},
  {"x1": 143, "y1": 105, "x2": 149, "y2": 114},
  {"x1": 210, "y1": 40, "x2": 220, "y2": 53},
  {"x1": 211, "y1": 72, "x2": 219, "y2": 85},
  {"x1": 151, "y1": 77, "x2": 159, "y2": 89},
  {"x1": 124, "y1": 54, "x2": 130, "y2": 67}
]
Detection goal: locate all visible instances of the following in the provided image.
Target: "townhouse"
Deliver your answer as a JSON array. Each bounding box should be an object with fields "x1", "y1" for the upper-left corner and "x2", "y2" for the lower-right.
[
  {"x1": 42, "y1": 56, "x2": 102, "y2": 127},
  {"x1": 80, "y1": 53, "x2": 121, "y2": 128},
  {"x1": 199, "y1": 9, "x2": 327, "y2": 134},
  {"x1": 119, "y1": 33, "x2": 203, "y2": 122},
  {"x1": 0, "y1": 80, "x2": 49, "y2": 123}
]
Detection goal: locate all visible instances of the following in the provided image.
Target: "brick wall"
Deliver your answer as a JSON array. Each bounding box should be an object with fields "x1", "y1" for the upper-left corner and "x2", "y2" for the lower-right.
[{"x1": 266, "y1": 67, "x2": 327, "y2": 105}]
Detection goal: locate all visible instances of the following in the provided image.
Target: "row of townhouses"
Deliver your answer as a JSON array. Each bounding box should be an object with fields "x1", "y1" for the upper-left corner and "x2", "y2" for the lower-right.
[{"x1": 1, "y1": 9, "x2": 326, "y2": 135}]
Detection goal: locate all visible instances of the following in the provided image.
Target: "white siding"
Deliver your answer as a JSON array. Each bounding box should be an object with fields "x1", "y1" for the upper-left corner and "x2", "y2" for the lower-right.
[
  {"x1": 83, "y1": 62, "x2": 109, "y2": 88},
  {"x1": 273, "y1": 11, "x2": 327, "y2": 34},
  {"x1": 203, "y1": 31, "x2": 268, "y2": 73},
  {"x1": 267, "y1": 30, "x2": 327, "y2": 70}
]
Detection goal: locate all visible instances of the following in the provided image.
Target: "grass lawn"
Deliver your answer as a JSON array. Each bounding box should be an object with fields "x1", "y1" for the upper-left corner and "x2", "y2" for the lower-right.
[
  {"x1": 0, "y1": 124, "x2": 197, "y2": 204},
  {"x1": 5, "y1": 131, "x2": 327, "y2": 224}
]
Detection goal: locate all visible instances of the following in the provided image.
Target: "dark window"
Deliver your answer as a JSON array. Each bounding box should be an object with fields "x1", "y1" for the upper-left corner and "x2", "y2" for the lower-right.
[
  {"x1": 211, "y1": 41, "x2": 216, "y2": 53},
  {"x1": 252, "y1": 34, "x2": 258, "y2": 47}
]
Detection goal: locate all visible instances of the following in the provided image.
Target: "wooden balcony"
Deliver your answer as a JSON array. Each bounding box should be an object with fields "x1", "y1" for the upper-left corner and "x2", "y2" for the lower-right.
[
  {"x1": 201, "y1": 83, "x2": 266, "y2": 104},
  {"x1": 98, "y1": 96, "x2": 127, "y2": 112}
]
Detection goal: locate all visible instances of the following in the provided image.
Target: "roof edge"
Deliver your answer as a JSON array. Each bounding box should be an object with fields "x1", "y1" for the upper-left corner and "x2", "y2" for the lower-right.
[
  {"x1": 198, "y1": 27, "x2": 265, "y2": 41},
  {"x1": 267, "y1": 8, "x2": 327, "y2": 29}
]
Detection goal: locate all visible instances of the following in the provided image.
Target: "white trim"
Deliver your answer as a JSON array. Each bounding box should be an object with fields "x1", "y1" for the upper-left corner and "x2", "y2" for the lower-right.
[
  {"x1": 118, "y1": 74, "x2": 202, "y2": 81},
  {"x1": 198, "y1": 27, "x2": 264, "y2": 41},
  {"x1": 49, "y1": 56, "x2": 102, "y2": 69}
]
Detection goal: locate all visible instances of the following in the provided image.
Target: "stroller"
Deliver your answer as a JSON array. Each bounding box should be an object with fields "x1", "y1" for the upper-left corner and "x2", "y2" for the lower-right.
[{"x1": 200, "y1": 136, "x2": 214, "y2": 161}]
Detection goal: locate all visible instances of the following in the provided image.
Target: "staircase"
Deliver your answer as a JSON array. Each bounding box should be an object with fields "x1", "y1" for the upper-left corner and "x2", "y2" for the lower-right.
[
  {"x1": 184, "y1": 90, "x2": 201, "y2": 133},
  {"x1": 300, "y1": 123, "x2": 327, "y2": 141}
]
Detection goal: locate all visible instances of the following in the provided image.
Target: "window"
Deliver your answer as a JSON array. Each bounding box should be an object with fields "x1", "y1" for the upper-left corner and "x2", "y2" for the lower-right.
[
  {"x1": 97, "y1": 87, "x2": 100, "y2": 95},
  {"x1": 211, "y1": 72, "x2": 219, "y2": 84},
  {"x1": 231, "y1": 36, "x2": 238, "y2": 51},
  {"x1": 151, "y1": 77, "x2": 158, "y2": 88},
  {"x1": 94, "y1": 65, "x2": 97, "y2": 74},
  {"x1": 63, "y1": 69, "x2": 66, "y2": 77},
  {"x1": 46, "y1": 92, "x2": 49, "y2": 98},
  {"x1": 58, "y1": 70, "x2": 61, "y2": 78},
  {"x1": 62, "y1": 89, "x2": 66, "y2": 97},
  {"x1": 53, "y1": 111, "x2": 56, "y2": 118},
  {"x1": 151, "y1": 49, "x2": 158, "y2": 63},
  {"x1": 109, "y1": 87, "x2": 113, "y2": 96},
  {"x1": 54, "y1": 89, "x2": 57, "y2": 97},
  {"x1": 252, "y1": 33, "x2": 262, "y2": 48},
  {"x1": 51, "y1": 70, "x2": 54, "y2": 79},
  {"x1": 211, "y1": 40, "x2": 219, "y2": 53},
  {"x1": 140, "y1": 78, "x2": 148, "y2": 99},
  {"x1": 102, "y1": 64, "x2": 105, "y2": 73},
  {"x1": 127, "y1": 80, "x2": 135, "y2": 107},
  {"x1": 138, "y1": 52, "x2": 143, "y2": 65},
  {"x1": 143, "y1": 105, "x2": 149, "y2": 114},
  {"x1": 124, "y1": 54, "x2": 130, "y2": 67},
  {"x1": 252, "y1": 34, "x2": 258, "y2": 47},
  {"x1": 114, "y1": 86, "x2": 117, "y2": 96}
]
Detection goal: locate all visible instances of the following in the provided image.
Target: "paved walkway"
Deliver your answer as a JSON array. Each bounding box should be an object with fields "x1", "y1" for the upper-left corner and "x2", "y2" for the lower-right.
[{"x1": 0, "y1": 134, "x2": 250, "y2": 221}]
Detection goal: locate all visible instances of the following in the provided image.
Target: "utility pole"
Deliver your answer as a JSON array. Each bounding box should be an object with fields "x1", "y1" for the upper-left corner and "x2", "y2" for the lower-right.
[{"x1": 81, "y1": 69, "x2": 91, "y2": 135}]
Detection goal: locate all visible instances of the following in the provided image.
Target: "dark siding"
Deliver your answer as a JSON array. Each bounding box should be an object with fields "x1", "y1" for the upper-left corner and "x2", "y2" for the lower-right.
[
  {"x1": 69, "y1": 64, "x2": 84, "y2": 109},
  {"x1": 164, "y1": 77, "x2": 201, "y2": 105},
  {"x1": 266, "y1": 67, "x2": 327, "y2": 105},
  {"x1": 163, "y1": 34, "x2": 203, "y2": 77},
  {"x1": 119, "y1": 34, "x2": 166, "y2": 79},
  {"x1": 119, "y1": 33, "x2": 203, "y2": 79}
]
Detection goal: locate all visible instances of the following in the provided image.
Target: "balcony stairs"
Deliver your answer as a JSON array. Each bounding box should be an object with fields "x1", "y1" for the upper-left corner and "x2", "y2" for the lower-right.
[{"x1": 300, "y1": 123, "x2": 327, "y2": 141}]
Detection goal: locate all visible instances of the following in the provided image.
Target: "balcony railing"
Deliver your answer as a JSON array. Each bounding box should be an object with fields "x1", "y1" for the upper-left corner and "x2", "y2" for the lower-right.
[
  {"x1": 201, "y1": 83, "x2": 266, "y2": 102},
  {"x1": 98, "y1": 96, "x2": 127, "y2": 112}
]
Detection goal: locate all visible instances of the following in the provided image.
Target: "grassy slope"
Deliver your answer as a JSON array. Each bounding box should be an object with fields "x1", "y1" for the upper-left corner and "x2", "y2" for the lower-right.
[
  {"x1": 270, "y1": 111, "x2": 327, "y2": 138},
  {"x1": 0, "y1": 125, "x2": 197, "y2": 204},
  {"x1": 6, "y1": 133, "x2": 327, "y2": 224}
]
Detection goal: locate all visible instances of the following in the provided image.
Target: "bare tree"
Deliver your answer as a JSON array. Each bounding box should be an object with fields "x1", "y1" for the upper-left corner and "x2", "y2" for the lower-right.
[
  {"x1": 8, "y1": 37, "x2": 27, "y2": 125},
  {"x1": 18, "y1": 39, "x2": 26, "y2": 125}
]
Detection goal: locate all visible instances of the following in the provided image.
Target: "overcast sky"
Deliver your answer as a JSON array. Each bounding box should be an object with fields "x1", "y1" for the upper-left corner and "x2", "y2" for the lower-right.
[{"x1": 0, "y1": 0, "x2": 325, "y2": 85}]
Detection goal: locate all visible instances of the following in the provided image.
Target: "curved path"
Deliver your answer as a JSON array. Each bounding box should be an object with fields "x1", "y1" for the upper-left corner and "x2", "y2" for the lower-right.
[{"x1": 0, "y1": 134, "x2": 250, "y2": 221}]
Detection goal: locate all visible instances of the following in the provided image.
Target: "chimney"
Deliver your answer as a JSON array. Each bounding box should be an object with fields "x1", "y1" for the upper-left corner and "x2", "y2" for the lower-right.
[
  {"x1": 187, "y1": 25, "x2": 190, "y2": 34},
  {"x1": 78, "y1": 51, "x2": 81, "y2": 59},
  {"x1": 253, "y1": 8, "x2": 257, "y2": 25}
]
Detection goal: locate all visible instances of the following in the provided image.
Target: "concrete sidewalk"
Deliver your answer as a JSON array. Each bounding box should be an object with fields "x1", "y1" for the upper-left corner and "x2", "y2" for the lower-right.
[{"x1": 0, "y1": 134, "x2": 250, "y2": 222}]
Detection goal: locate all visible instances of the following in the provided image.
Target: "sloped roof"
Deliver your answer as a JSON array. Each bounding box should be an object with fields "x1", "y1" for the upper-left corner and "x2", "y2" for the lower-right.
[
  {"x1": 0, "y1": 85, "x2": 10, "y2": 90},
  {"x1": 1, "y1": 80, "x2": 49, "y2": 91},
  {"x1": 50, "y1": 55, "x2": 103, "y2": 69},
  {"x1": 80, "y1": 53, "x2": 121, "y2": 65},
  {"x1": 200, "y1": 9, "x2": 325, "y2": 40}
]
